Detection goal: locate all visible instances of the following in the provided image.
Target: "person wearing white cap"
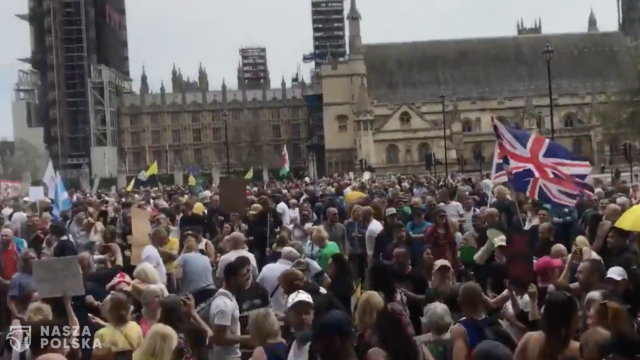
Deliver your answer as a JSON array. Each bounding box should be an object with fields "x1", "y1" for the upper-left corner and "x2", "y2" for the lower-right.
[
  {"x1": 285, "y1": 290, "x2": 315, "y2": 360},
  {"x1": 605, "y1": 266, "x2": 628, "y2": 298}
]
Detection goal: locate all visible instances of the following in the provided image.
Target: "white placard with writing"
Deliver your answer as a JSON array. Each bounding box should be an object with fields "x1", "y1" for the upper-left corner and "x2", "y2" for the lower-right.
[
  {"x1": 28, "y1": 186, "x2": 46, "y2": 202},
  {"x1": 32, "y1": 256, "x2": 85, "y2": 299}
]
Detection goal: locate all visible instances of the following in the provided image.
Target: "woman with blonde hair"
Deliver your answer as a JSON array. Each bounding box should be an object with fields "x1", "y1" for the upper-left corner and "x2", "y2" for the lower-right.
[
  {"x1": 94, "y1": 292, "x2": 144, "y2": 358},
  {"x1": 132, "y1": 323, "x2": 178, "y2": 360},
  {"x1": 247, "y1": 308, "x2": 287, "y2": 360},
  {"x1": 573, "y1": 235, "x2": 602, "y2": 261},
  {"x1": 354, "y1": 291, "x2": 384, "y2": 357},
  {"x1": 131, "y1": 262, "x2": 169, "y2": 301}
]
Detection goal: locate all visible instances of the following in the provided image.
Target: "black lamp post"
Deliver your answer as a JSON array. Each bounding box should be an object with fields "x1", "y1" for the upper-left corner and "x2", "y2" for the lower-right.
[
  {"x1": 222, "y1": 110, "x2": 231, "y2": 175},
  {"x1": 543, "y1": 43, "x2": 556, "y2": 140},
  {"x1": 440, "y1": 91, "x2": 449, "y2": 177}
]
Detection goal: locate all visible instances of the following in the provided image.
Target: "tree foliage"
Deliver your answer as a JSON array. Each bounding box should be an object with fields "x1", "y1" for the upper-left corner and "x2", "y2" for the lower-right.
[{"x1": 597, "y1": 89, "x2": 640, "y2": 138}]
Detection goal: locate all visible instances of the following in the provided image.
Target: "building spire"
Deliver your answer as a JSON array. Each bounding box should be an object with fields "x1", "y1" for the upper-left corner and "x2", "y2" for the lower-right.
[
  {"x1": 347, "y1": 0, "x2": 361, "y2": 20},
  {"x1": 355, "y1": 75, "x2": 372, "y2": 115},
  {"x1": 140, "y1": 65, "x2": 149, "y2": 95},
  {"x1": 588, "y1": 7, "x2": 599, "y2": 32}
]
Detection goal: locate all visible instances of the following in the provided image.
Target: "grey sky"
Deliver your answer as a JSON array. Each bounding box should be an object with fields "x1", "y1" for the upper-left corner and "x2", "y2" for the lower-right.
[{"x1": 0, "y1": 0, "x2": 618, "y2": 138}]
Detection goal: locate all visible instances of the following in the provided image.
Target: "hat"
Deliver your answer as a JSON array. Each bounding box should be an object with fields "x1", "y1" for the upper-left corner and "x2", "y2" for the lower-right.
[
  {"x1": 286, "y1": 290, "x2": 314, "y2": 310},
  {"x1": 384, "y1": 208, "x2": 397, "y2": 217},
  {"x1": 433, "y1": 259, "x2": 452, "y2": 272},
  {"x1": 534, "y1": 256, "x2": 563, "y2": 274},
  {"x1": 606, "y1": 266, "x2": 628, "y2": 281},
  {"x1": 312, "y1": 310, "x2": 354, "y2": 341},
  {"x1": 491, "y1": 235, "x2": 507, "y2": 248},
  {"x1": 249, "y1": 204, "x2": 262, "y2": 215},
  {"x1": 433, "y1": 207, "x2": 447, "y2": 218},
  {"x1": 471, "y1": 340, "x2": 513, "y2": 360}
]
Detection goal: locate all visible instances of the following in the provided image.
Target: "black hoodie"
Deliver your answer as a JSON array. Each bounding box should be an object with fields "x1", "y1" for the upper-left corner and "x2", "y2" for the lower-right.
[{"x1": 301, "y1": 281, "x2": 347, "y2": 320}]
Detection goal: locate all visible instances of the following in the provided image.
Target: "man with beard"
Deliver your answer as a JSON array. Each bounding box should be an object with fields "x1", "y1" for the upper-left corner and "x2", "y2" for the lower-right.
[{"x1": 392, "y1": 245, "x2": 428, "y2": 334}]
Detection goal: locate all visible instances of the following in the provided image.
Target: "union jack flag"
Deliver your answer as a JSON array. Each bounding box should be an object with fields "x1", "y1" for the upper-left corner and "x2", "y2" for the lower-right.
[{"x1": 491, "y1": 118, "x2": 593, "y2": 206}]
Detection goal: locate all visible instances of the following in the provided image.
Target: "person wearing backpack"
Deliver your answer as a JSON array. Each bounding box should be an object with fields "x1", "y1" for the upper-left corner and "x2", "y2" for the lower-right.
[
  {"x1": 415, "y1": 303, "x2": 453, "y2": 360},
  {"x1": 450, "y1": 282, "x2": 516, "y2": 360}
]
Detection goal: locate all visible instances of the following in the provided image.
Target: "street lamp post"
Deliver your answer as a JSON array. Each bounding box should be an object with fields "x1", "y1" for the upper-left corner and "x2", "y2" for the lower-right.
[
  {"x1": 440, "y1": 91, "x2": 449, "y2": 177},
  {"x1": 222, "y1": 110, "x2": 231, "y2": 175},
  {"x1": 543, "y1": 43, "x2": 556, "y2": 140}
]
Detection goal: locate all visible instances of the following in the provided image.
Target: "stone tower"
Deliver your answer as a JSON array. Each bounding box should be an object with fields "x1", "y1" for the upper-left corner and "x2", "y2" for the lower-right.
[
  {"x1": 620, "y1": 0, "x2": 640, "y2": 41},
  {"x1": 588, "y1": 8, "x2": 599, "y2": 32}
]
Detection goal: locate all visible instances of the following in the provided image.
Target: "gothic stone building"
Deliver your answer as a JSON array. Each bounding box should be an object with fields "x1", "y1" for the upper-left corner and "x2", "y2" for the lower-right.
[
  {"x1": 120, "y1": 65, "x2": 309, "y2": 174},
  {"x1": 321, "y1": 1, "x2": 639, "y2": 175}
]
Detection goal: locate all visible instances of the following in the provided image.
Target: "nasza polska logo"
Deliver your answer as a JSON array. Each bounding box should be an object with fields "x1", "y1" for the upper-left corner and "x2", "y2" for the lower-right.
[
  {"x1": 6, "y1": 326, "x2": 101, "y2": 352},
  {"x1": 7, "y1": 326, "x2": 30, "y2": 353}
]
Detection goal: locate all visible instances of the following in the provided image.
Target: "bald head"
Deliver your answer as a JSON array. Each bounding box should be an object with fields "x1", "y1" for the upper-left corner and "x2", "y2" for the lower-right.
[
  {"x1": 605, "y1": 204, "x2": 621, "y2": 221},
  {"x1": 550, "y1": 244, "x2": 568, "y2": 259},
  {"x1": 227, "y1": 232, "x2": 245, "y2": 250}
]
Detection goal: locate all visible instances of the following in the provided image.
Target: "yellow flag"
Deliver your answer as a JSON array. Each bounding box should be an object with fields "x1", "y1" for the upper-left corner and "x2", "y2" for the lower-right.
[
  {"x1": 244, "y1": 167, "x2": 253, "y2": 180},
  {"x1": 145, "y1": 160, "x2": 159, "y2": 178},
  {"x1": 125, "y1": 177, "x2": 135, "y2": 192},
  {"x1": 188, "y1": 174, "x2": 197, "y2": 186}
]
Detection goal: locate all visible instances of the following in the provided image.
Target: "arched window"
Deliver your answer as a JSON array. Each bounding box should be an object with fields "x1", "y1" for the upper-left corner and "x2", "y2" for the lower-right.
[
  {"x1": 572, "y1": 138, "x2": 582, "y2": 154},
  {"x1": 417, "y1": 142, "x2": 432, "y2": 162},
  {"x1": 495, "y1": 116, "x2": 510, "y2": 127},
  {"x1": 462, "y1": 118, "x2": 473, "y2": 133},
  {"x1": 336, "y1": 114, "x2": 349, "y2": 133},
  {"x1": 399, "y1": 111, "x2": 411, "y2": 125},
  {"x1": 563, "y1": 112, "x2": 576, "y2": 128},
  {"x1": 385, "y1": 144, "x2": 401, "y2": 164}
]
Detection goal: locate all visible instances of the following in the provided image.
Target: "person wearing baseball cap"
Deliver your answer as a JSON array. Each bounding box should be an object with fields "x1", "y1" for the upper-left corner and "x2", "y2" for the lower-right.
[
  {"x1": 286, "y1": 290, "x2": 315, "y2": 360},
  {"x1": 605, "y1": 266, "x2": 629, "y2": 300}
]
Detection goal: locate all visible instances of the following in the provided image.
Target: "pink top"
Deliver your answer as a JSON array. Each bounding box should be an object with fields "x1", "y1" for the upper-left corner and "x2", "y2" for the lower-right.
[{"x1": 140, "y1": 317, "x2": 153, "y2": 337}]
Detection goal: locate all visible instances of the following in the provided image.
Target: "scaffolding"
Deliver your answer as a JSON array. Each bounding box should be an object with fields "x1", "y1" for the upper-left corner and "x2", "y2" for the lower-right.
[
  {"x1": 89, "y1": 64, "x2": 131, "y2": 178},
  {"x1": 239, "y1": 47, "x2": 268, "y2": 89},
  {"x1": 61, "y1": 0, "x2": 91, "y2": 168}
]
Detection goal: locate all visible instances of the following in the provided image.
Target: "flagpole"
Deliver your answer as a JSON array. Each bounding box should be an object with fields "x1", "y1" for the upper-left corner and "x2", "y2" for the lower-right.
[
  {"x1": 124, "y1": 146, "x2": 129, "y2": 175},
  {"x1": 166, "y1": 144, "x2": 170, "y2": 174},
  {"x1": 145, "y1": 145, "x2": 150, "y2": 168}
]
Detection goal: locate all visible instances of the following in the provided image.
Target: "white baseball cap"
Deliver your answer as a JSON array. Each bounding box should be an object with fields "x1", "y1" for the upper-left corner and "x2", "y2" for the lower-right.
[
  {"x1": 606, "y1": 266, "x2": 628, "y2": 281},
  {"x1": 286, "y1": 290, "x2": 313, "y2": 309}
]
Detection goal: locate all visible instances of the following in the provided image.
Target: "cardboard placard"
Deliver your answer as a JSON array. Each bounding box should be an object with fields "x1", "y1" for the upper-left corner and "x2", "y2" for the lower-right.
[
  {"x1": 32, "y1": 256, "x2": 85, "y2": 298},
  {"x1": 219, "y1": 177, "x2": 249, "y2": 216},
  {"x1": 130, "y1": 207, "x2": 151, "y2": 265},
  {"x1": 28, "y1": 186, "x2": 46, "y2": 202}
]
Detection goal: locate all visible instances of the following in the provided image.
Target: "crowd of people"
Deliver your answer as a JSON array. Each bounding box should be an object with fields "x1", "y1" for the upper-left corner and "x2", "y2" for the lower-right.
[{"x1": 0, "y1": 171, "x2": 638, "y2": 360}]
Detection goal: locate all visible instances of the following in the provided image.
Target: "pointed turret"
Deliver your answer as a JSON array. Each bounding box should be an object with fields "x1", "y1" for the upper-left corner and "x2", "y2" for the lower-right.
[
  {"x1": 588, "y1": 8, "x2": 599, "y2": 32},
  {"x1": 355, "y1": 75, "x2": 373, "y2": 117},
  {"x1": 160, "y1": 80, "x2": 166, "y2": 105},
  {"x1": 281, "y1": 76, "x2": 287, "y2": 100},
  {"x1": 171, "y1": 64, "x2": 179, "y2": 92},
  {"x1": 140, "y1": 65, "x2": 149, "y2": 95},
  {"x1": 347, "y1": 0, "x2": 361, "y2": 20},
  {"x1": 221, "y1": 78, "x2": 228, "y2": 105},
  {"x1": 347, "y1": 0, "x2": 363, "y2": 56},
  {"x1": 181, "y1": 77, "x2": 187, "y2": 105},
  {"x1": 198, "y1": 63, "x2": 208, "y2": 92}
]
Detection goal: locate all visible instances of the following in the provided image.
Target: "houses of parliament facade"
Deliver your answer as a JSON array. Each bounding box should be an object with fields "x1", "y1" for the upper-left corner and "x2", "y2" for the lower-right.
[{"x1": 120, "y1": 1, "x2": 640, "y2": 177}]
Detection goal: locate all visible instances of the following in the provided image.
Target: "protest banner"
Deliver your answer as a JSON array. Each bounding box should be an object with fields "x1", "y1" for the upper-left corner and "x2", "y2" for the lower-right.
[
  {"x1": 220, "y1": 177, "x2": 249, "y2": 216},
  {"x1": 32, "y1": 256, "x2": 84, "y2": 298},
  {"x1": 130, "y1": 207, "x2": 151, "y2": 265}
]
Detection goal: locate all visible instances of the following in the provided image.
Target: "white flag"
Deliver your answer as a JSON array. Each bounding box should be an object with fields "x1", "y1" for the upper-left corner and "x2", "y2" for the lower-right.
[{"x1": 42, "y1": 160, "x2": 56, "y2": 198}]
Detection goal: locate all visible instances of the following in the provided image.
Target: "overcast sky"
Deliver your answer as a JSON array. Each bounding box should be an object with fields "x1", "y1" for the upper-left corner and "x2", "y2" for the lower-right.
[{"x1": 0, "y1": 0, "x2": 619, "y2": 139}]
